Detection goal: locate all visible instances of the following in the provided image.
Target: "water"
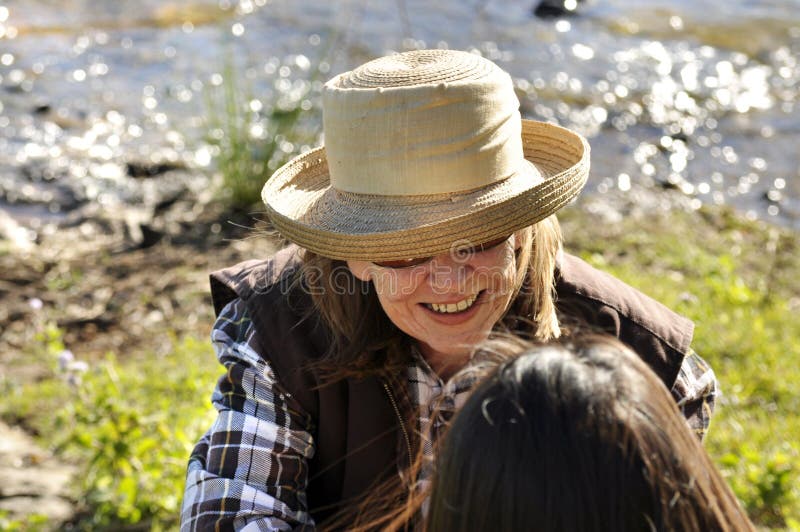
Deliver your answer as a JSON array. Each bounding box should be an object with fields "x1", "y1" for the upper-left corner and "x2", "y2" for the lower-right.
[{"x1": 1, "y1": 0, "x2": 798, "y2": 245}]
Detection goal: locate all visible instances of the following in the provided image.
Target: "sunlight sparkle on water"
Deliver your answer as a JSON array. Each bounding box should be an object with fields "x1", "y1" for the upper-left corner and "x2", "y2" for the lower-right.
[
  {"x1": 239, "y1": 0, "x2": 255, "y2": 14},
  {"x1": 89, "y1": 63, "x2": 109, "y2": 76},
  {"x1": 617, "y1": 173, "x2": 631, "y2": 192},
  {"x1": 294, "y1": 54, "x2": 311, "y2": 71},
  {"x1": 767, "y1": 190, "x2": 783, "y2": 202},
  {"x1": 680, "y1": 63, "x2": 699, "y2": 91},
  {"x1": 571, "y1": 44, "x2": 594, "y2": 61},
  {"x1": 193, "y1": 146, "x2": 213, "y2": 167},
  {"x1": 249, "y1": 124, "x2": 265, "y2": 139}
]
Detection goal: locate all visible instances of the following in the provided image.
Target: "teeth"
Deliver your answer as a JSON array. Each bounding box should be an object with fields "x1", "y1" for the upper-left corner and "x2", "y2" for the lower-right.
[{"x1": 426, "y1": 294, "x2": 478, "y2": 314}]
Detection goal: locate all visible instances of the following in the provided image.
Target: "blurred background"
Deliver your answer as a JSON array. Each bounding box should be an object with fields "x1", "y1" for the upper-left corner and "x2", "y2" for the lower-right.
[{"x1": 0, "y1": 0, "x2": 798, "y2": 530}]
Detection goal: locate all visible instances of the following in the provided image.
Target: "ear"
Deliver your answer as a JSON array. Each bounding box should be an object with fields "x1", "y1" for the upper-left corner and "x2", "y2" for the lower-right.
[{"x1": 347, "y1": 260, "x2": 374, "y2": 282}]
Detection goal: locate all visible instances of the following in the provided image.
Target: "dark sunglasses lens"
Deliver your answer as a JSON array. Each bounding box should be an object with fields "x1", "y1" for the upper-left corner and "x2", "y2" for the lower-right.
[
  {"x1": 453, "y1": 235, "x2": 509, "y2": 256},
  {"x1": 478, "y1": 235, "x2": 510, "y2": 251},
  {"x1": 374, "y1": 235, "x2": 510, "y2": 269},
  {"x1": 373, "y1": 256, "x2": 432, "y2": 269}
]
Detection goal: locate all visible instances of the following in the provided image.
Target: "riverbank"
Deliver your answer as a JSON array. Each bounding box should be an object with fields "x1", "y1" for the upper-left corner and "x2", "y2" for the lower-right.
[
  {"x1": 0, "y1": 190, "x2": 278, "y2": 374},
  {"x1": 0, "y1": 191, "x2": 277, "y2": 529},
  {"x1": 1, "y1": 189, "x2": 798, "y2": 529}
]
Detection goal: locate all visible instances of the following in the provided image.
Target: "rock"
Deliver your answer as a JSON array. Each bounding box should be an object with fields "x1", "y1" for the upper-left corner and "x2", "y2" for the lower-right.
[
  {"x1": 0, "y1": 422, "x2": 76, "y2": 525},
  {"x1": 122, "y1": 208, "x2": 164, "y2": 250},
  {"x1": 33, "y1": 104, "x2": 52, "y2": 115},
  {"x1": 533, "y1": 0, "x2": 583, "y2": 18},
  {"x1": 125, "y1": 161, "x2": 186, "y2": 178},
  {"x1": 0, "y1": 209, "x2": 36, "y2": 252},
  {"x1": 20, "y1": 162, "x2": 63, "y2": 182}
]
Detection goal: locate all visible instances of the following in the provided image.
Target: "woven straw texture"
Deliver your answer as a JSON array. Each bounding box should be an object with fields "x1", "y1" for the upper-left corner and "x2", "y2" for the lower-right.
[
  {"x1": 262, "y1": 50, "x2": 590, "y2": 261},
  {"x1": 331, "y1": 49, "x2": 496, "y2": 88},
  {"x1": 322, "y1": 49, "x2": 525, "y2": 196},
  {"x1": 263, "y1": 120, "x2": 589, "y2": 261}
]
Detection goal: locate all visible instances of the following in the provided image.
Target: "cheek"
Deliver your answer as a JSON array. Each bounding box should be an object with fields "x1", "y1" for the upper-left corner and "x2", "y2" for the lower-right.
[
  {"x1": 474, "y1": 244, "x2": 518, "y2": 292},
  {"x1": 369, "y1": 270, "x2": 430, "y2": 333},
  {"x1": 373, "y1": 286, "x2": 428, "y2": 338},
  {"x1": 369, "y1": 268, "x2": 424, "y2": 302}
]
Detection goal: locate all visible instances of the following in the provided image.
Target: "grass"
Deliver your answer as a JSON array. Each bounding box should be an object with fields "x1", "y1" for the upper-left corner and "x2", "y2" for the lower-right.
[
  {"x1": 1, "y1": 329, "x2": 219, "y2": 531},
  {"x1": 205, "y1": 56, "x2": 296, "y2": 210},
  {"x1": 203, "y1": 47, "x2": 321, "y2": 211},
  {"x1": 1, "y1": 202, "x2": 798, "y2": 530},
  {"x1": 560, "y1": 202, "x2": 800, "y2": 529}
]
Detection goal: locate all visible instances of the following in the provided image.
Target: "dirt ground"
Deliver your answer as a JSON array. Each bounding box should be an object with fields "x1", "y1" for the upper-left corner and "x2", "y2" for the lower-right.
[
  {"x1": 0, "y1": 183, "x2": 767, "y2": 525},
  {"x1": 0, "y1": 199, "x2": 282, "y2": 525},
  {"x1": 0, "y1": 201, "x2": 282, "y2": 377}
]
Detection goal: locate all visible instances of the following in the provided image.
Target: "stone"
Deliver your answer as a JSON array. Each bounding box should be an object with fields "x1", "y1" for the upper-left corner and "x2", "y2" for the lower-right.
[{"x1": 0, "y1": 422, "x2": 76, "y2": 525}]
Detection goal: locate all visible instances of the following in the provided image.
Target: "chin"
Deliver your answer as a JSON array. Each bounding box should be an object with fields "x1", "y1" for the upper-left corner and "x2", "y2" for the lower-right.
[{"x1": 431, "y1": 333, "x2": 489, "y2": 358}]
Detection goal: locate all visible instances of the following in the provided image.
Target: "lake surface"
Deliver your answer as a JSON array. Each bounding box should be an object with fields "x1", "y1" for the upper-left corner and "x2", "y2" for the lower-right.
[{"x1": 1, "y1": 0, "x2": 798, "y2": 242}]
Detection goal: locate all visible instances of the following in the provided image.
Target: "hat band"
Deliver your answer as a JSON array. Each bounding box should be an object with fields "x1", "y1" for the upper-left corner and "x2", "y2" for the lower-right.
[{"x1": 322, "y1": 73, "x2": 535, "y2": 196}]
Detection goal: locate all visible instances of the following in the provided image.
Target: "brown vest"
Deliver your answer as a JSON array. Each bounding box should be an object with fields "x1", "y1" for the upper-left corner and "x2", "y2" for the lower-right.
[{"x1": 209, "y1": 245, "x2": 693, "y2": 523}]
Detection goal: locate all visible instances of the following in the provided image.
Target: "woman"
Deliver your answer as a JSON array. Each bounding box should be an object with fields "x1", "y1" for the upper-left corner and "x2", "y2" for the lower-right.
[
  {"x1": 423, "y1": 335, "x2": 752, "y2": 531},
  {"x1": 180, "y1": 49, "x2": 716, "y2": 530}
]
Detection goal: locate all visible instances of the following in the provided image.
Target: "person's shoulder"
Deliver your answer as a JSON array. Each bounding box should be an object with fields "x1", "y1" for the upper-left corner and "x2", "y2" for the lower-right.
[
  {"x1": 555, "y1": 252, "x2": 694, "y2": 356},
  {"x1": 209, "y1": 244, "x2": 304, "y2": 316}
]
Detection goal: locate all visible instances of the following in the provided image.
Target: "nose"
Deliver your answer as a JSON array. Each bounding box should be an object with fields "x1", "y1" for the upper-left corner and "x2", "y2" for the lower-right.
[{"x1": 428, "y1": 251, "x2": 470, "y2": 293}]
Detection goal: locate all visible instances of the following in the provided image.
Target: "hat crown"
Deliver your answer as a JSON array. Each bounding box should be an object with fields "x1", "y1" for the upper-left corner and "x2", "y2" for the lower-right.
[
  {"x1": 331, "y1": 49, "x2": 496, "y2": 88},
  {"x1": 322, "y1": 49, "x2": 536, "y2": 196}
]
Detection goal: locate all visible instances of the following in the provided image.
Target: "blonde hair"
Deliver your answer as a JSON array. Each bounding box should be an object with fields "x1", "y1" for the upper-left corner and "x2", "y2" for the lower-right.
[{"x1": 296, "y1": 215, "x2": 563, "y2": 382}]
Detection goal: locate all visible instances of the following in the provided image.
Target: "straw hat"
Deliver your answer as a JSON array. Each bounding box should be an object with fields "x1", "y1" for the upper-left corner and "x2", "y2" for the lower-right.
[{"x1": 262, "y1": 49, "x2": 590, "y2": 261}]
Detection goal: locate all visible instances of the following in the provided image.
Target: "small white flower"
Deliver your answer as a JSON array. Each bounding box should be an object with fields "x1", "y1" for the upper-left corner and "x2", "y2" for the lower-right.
[
  {"x1": 28, "y1": 298, "x2": 43, "y2": 310},
  {"x1": 57, "y1": 350, "x2": 74, "y2": 371},
  {"x1": 68, "y1": 360, "x2": 89, "y2": 373}
]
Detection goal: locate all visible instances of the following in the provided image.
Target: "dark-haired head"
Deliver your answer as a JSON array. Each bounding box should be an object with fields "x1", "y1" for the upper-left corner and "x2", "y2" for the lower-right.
[{"x1": 426, "y1": 335, "x2": 753, "y2": 532}]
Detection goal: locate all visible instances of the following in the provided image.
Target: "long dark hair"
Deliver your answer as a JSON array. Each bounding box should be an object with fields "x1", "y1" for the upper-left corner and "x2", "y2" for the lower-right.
[{"x1": 425, "y1": 335, "x2": 753, "y2": 532}]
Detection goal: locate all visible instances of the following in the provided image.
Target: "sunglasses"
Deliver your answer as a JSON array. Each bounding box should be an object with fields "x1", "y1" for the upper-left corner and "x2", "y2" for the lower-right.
[{"x1": 373, "y1": 235, "x2": 511, "y2": 269}]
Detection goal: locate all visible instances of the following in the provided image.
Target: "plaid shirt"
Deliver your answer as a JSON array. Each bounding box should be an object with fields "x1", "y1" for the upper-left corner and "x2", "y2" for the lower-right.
[{"x1": 181, "y1": 298, "x2": 718, "y2": 531}]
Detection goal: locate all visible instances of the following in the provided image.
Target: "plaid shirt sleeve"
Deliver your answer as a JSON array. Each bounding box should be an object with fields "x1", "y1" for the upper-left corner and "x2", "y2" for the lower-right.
[
  {"x1": 670, "y1": 348, "x2": 718, "y2": 441},
  {"x1": 180, "y1": 299, "x2": 316, "y2": 531}
]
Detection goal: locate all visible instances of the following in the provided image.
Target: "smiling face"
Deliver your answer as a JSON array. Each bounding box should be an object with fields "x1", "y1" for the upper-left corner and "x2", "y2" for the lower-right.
[{"x1": 347, "y1": 235, "x2": 522, "y2": 376}]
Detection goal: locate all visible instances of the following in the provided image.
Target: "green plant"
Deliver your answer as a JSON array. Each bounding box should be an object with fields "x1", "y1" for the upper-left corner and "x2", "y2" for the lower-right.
[
  {"x1": 2, "y1": 335, "x2": 220, "y2": 530},
  {"x1": 3, "y1": 203, "x2": 798, "y2": 529},
  {"x1": 204, "y1": 49, "x2": 318, "y2": 210},
  {"x1": 720, "y1": 446, "x2": 796, "y2": 526},
  {"x1": 0, "y1": 511, "x2": 49, "y2": 532},
  {"x1": 59, "y1": 337, "x2": 218, "y2": 530}
]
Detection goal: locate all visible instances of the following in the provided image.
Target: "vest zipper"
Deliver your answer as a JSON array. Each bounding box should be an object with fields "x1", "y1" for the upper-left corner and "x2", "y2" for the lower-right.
[{"x1": 382, "y1": 381, "x2": 413, "y2": 468}]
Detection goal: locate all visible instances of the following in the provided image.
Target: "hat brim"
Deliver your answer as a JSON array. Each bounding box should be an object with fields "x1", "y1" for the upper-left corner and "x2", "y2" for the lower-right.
[{"x1": 262, "y1": 119, "x2": 589, "y2": 261}]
